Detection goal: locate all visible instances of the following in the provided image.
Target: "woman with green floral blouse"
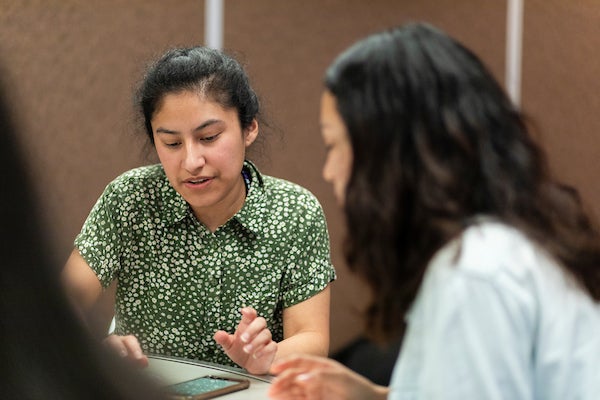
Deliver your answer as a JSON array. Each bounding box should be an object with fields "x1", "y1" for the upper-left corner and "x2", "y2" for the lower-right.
[{"x1": 62, "y1": 47, "x2": 336, "y2": 375}]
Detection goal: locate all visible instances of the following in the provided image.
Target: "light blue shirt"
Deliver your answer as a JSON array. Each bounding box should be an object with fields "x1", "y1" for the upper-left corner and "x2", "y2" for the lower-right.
[{"x1": 389, "y1": 221, "x2": 600, "y2": 399}]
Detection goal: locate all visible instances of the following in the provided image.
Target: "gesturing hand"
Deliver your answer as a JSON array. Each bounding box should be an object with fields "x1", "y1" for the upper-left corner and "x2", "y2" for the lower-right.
[
  {"x1": 214, "y1": 307, "x2": 278, "y2": 375},
  {"x1": 268, "y1": 354, "x2": 389, "y2": 400}
]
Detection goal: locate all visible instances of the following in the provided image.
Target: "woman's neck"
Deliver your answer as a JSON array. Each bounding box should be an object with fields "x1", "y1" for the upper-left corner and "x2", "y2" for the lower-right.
[{"x1": 192, "y1": 174, "x2": 247, "y2": 233}]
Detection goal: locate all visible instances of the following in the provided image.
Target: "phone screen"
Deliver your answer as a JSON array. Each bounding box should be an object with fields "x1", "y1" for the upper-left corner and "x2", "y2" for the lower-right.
[{"x1": 166, "y1": 375, "x2": 248, "y2": 398}]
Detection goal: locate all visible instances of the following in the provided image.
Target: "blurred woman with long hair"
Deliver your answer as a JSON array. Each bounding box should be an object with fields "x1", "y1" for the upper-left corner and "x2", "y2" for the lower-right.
[{"x1": 269, "y1": 23, "x2": 600, "y2": 400}]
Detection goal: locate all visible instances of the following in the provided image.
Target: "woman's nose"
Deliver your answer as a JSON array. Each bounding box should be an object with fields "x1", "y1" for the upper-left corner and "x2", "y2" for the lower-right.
[
  {"x1": 183, "y1": 143, "x2": 206, "y2": 171},
  {"x1": 322, "y1": 159, "x2": 333, "y2": 184}
]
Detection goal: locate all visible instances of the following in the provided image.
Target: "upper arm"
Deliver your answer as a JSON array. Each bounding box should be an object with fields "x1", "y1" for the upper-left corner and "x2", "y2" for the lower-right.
[
  {"x1": 415, "y1": 272, "x2": 535, "y2": 399},
  {"x1": 283, "y1": 285, "x2": 331, "y2": 341},
  {"x1": 62, "y1": 248, "x2": 103, "y2": 311},
  {"x1": 281, "y1": 197, "x2": 336, "y2": 308}
]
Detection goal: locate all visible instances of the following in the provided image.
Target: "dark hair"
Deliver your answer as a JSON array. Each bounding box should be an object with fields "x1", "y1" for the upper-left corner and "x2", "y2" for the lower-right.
[
  {"x1": 135, "y1": 46, "x2": 260, "y2": 145},
  {"x1": 0, "y1": 65, "x2": 163, "y2": 399},
  {"x1": 325, "y1": 22, "x2": 600, "y2": 341}
]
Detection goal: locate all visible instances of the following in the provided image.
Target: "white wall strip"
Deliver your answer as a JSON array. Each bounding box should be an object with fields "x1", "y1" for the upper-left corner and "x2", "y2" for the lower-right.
[
  {"x1": 205, "y1": 0, "x2": 224, "y2": 50},
  {"x1": 506, "y1": 0, "x2": 524, "y2": 107}
]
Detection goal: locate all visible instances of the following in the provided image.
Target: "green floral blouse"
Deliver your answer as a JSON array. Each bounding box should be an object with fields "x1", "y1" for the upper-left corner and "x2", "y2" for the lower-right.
[{"x1": 75, "y1": 161, "x2": 335, "y2": 366}]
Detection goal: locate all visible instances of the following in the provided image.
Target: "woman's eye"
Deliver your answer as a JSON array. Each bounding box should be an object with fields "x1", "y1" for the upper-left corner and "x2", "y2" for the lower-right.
[
  {"x1": 165, "y1": 142, "x2": 181, "y2": 148},
  {"x1": 201, "y1": 133, "x2": 221, "y2": 142}
]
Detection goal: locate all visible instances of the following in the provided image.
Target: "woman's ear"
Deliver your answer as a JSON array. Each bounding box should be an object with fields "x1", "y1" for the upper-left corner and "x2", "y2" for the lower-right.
[{"x1": 244, "y1": 119, "x2": 259, "y2": 147}]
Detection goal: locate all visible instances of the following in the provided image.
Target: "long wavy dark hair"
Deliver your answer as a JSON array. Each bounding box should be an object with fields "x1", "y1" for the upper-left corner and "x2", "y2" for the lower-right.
[{"x1": 324, "y1": 23, "x2": 600, "y2": 341}]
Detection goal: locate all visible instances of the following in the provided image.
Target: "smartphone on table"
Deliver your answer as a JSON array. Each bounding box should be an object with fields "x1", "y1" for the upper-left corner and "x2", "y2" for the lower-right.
[{"x1": 164, "y1": 375, "x2": 250, "y2": 400}]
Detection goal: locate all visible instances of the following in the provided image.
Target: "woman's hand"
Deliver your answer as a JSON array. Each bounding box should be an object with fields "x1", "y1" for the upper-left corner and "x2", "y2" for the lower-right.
[
  {"x1": 214, "y1": 307, "x2": 278, "y2": 375},
  {"x1": 268, "y1": 354, "x2": 389, "y2": 400},
  {"x1": 103, "y1": 334, "x2": 149, "y2": 368}
]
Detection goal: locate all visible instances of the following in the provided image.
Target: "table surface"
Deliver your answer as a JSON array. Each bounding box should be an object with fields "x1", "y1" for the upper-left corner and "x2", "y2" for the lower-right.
[{"x1": 147, "y1": 354, "x2": 272, "y2": 399}]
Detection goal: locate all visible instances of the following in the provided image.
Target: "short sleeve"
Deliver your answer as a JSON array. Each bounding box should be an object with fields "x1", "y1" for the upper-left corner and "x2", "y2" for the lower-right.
[
  {"x1": 281, "y1": 198, "x2": 336, "y2": 308},
  {"x1": 74, "y1": 182, "x2": 123, "y2": 288}
]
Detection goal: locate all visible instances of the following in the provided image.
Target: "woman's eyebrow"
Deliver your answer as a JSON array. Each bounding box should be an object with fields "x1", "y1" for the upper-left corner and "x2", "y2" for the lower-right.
[
  {"x1": 155, "y1": 119, "x2": 223, "y2": 135},
  {"x1": 193, "y1": 119, "x2": 223, "y2": 132},
  {"x1": 155, "y1": 127, "x2": 178, "y2": 134}
]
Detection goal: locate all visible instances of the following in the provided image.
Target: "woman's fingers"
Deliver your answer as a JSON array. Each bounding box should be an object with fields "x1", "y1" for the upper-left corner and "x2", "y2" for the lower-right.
[
  {"x1": 269, "y1": 367, "x2": 316, "y2": 399},
  {"x1": 103, "y1": 334, "x2": 148, "y2": 368},
  {"x1": 270, "y1": 355, "x2": 387, "y2": 400},
  {"x1": 270, "y1": 353, "x2": 330, "y2": 374},
  {"x1": 240, "y1": 306, "x2": 258, "y2": 321},
  {"x1": 214, "y1": 306, "x2": 278, "y2": 374},
  {"x1": 252, "y1": 338, "x2": 277, "y2": 359},
  {"x1": 239, "y1": 313, "x2": 265, "y2": 342},
  {"x1": 213, "y1": 330, "x2": 234, "y2": 350},
  {"x1": 241, "y1": 318, "x2": 272, "y2": 354}
]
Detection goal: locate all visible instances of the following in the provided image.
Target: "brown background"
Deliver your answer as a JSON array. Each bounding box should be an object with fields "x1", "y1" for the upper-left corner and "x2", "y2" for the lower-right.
[{"x1": 1, "y1": 0, "x2": 598, "y2": 353}]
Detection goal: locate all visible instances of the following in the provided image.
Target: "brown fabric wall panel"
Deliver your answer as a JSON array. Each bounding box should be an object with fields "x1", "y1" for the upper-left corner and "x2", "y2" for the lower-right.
[
  {"x1": 0, "y1": 0, "x2": 204, "y2": 259},
  {"x1": 224, "y1": 0, "x2": 507, "y2": 352},
  {"x1": 522, "y1": 0, "x2": 600, "y2": 220}
]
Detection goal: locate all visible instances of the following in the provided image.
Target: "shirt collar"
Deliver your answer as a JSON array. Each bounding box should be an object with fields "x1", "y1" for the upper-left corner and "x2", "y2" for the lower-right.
[
  {"x1": 158, "y1": 160, "x2": 269, "y2": 237},
  {"x1": 159, "y1": 170, "x2": 190, "y2": 226},
  {"x1": 233, "y1": 160, "x2": 268, "y2": 238}
]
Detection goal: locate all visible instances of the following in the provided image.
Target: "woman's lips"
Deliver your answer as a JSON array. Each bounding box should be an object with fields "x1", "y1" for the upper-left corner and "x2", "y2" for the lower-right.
[{"x1": 183, "y1": 177, "x2": 213, "y2": 189}]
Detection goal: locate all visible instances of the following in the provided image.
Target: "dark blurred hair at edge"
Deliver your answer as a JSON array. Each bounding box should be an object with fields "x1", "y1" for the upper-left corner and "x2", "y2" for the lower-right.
[
  {"x1": 324, "y1": 22, "x2": 600, "y2": 342},
  {"x1": 0, "y1": 63, "x2": 163, "y2": 399}
]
